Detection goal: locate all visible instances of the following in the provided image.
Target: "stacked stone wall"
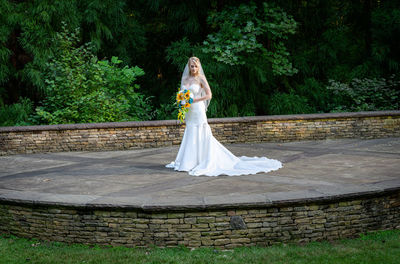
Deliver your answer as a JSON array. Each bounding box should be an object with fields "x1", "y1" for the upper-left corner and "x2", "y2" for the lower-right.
[
  {"x1": 1, "y1": 191, "x2": 399, "y2": 248},
  {"x1": 1, "y1": 111, "x2": 399, "y2": 155}
]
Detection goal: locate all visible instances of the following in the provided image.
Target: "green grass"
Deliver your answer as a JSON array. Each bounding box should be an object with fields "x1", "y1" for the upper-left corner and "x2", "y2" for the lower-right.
[{"x1": 0, "y1": 230, "x2": 399, "y2": 264}]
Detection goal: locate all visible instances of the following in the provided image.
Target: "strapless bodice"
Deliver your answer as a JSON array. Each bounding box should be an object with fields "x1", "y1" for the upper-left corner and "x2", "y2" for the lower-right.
[
  {"x1": 182, "y1": 83, "x2": 202, "y2": 98},
  {"x1": 181, "y1": 83, "x2": 206, "y2": 126}
]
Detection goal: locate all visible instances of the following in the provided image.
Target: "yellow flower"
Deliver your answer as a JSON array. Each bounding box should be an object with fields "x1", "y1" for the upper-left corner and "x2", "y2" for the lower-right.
[
  {"x1": 177, "y1": 111, "x2": 185, "y2": 123},
  {"x1": 184, "y1": 102, "x2": 191, "y2": 108},
  {"x1": 176, "y1": 92, "x2": 184, "y2": 102},
  {"x1": 184, "y1": 91, "x2": 190, "y2": 100}
]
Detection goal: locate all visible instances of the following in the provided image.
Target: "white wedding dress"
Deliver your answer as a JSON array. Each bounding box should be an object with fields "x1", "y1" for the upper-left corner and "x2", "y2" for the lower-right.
[{"x1": 166, "y1": 83, "x2": 282, "y2": 176}]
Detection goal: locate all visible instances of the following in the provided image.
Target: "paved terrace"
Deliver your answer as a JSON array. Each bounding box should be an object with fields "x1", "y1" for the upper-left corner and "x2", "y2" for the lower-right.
[{"x1": 0, "y1": 138, "x2": 399, "y2": 210}]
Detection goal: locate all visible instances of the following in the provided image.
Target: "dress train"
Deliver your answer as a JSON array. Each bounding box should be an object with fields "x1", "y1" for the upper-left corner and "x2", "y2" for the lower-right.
[{"x1": 166, "y1": 84, "x2": 282, "y2": 176}]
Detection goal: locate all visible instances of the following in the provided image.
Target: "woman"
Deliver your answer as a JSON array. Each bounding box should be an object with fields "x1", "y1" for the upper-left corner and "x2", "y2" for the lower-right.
[{"x1": 166, "y1": 57, "x2": 282, "y2": 176}]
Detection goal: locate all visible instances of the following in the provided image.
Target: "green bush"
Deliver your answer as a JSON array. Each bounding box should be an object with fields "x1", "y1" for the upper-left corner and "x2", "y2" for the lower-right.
[
  {"x1": 0, "y1": 98, "x2": 33, "y2": 126},
  {"x1": 163, "y1": 2, "x2": 298, "y2": 119},
  {"x1": 33, "y1": 23, "x2": 152, "y2": 125},
  {"x1": 297, "y1": 78, "x2": 334, "y2": 113},
  {"x1": 154, "y1": 94, "x2": 179, "y2": 121},
  {"x1": 202, "y1": 2, "x2": 298, "y2": 76},
  {"x1": 327, "y1": 76, "x2": 400, "y2": 112},
  {"x1": 268, "y1": 91, "x2": 314, "y2": 115}
]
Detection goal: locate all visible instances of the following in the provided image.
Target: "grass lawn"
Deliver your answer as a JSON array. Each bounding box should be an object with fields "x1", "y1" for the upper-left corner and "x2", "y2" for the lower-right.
[{"x1": 0, "y1": 230, "x2": 399, "y2": 264}]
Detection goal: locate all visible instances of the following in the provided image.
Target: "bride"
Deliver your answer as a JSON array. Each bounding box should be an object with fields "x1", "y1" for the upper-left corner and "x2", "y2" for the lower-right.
[{"x1": 166, "y1": 57, "x2": 282, "y2": 176}]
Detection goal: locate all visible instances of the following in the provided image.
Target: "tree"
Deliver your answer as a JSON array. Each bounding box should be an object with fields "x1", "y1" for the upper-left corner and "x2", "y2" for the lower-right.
[
  {"x1": 0, "y1": 0, "x2": 147, "y2": 105},
  {"x1": 165, "y1": 2, "x2": 299, "y2": 117},
  {"x1": 33, "y1": 23, "x2": 151, "y2": 124}
]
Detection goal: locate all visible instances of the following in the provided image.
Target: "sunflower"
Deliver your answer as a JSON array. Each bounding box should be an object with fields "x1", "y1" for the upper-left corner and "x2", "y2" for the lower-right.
[
  {"x1": 184, "y1": 91, "x2": 191, "y2": 100},
  {"x1": 175, "y1": 89, "x2": 192, "y2": 123},
  {"x1": 176, "y1": 92, "x2": 184, "y2": 102}
]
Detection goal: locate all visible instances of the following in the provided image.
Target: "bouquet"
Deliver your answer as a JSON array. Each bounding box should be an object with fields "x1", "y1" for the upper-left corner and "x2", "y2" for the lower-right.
[{"x1": 176, "y1": 89, "x2": 194, "y2": 123}]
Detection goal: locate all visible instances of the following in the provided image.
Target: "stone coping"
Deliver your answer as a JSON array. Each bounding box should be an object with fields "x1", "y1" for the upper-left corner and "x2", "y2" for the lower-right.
[
  {"x1": 0, "y1": 184, "x2": 398, "y2": 212},
  {"x1": 1, "y1": 110, "x2": 399, "y2": 132}
]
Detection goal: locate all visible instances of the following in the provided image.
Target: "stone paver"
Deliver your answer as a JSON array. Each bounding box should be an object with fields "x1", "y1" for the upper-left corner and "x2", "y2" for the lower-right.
[{"x1": 0, "y1": 138, "x2": 399, "y2": 210}]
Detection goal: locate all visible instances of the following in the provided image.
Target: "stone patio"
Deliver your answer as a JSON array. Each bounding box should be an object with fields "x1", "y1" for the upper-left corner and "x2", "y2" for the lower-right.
[{"x1": 1, "y1": 137, "x2": 399, "y2": 210}]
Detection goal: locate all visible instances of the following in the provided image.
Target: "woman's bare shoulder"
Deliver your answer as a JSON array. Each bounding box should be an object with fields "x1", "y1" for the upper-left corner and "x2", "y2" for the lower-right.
[
  {"x1": 199, "y1": 75, "x2": 209, "y2": 86},
  {"x1": 199, "y1": 75, "x2": 207, "y2": 82}
]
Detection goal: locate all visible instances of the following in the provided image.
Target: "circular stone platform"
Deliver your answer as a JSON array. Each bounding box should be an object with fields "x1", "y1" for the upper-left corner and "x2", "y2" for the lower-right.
[{"x1": 0, "y1": 138, "x2": 399, "y2": 248}]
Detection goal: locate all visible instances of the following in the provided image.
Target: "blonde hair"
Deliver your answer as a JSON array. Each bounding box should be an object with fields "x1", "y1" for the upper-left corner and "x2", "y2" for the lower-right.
[
  {"x1": 182, "y1": 57, "x2": 202, "y2": 86},
  {"x1": 181, "y1": 56, "x2": 210, "y2": 111},
  {"x1": 188, "y1": 57, "x2": 200, "y2": 77}
]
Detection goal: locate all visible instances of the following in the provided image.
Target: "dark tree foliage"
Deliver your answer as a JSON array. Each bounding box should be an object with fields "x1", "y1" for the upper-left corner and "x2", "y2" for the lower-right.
[
  {"x1": 0, "y1": 0, "x2": 146, "y2": 105},
  {"x1": 0, "y1": 0, "x2": 399, "y2": 126}
]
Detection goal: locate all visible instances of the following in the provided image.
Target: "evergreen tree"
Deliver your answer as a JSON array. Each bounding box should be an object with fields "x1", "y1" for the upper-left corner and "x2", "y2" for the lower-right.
[{"x1": 1, "y1": 0, "x2": 399, "y2": 126}]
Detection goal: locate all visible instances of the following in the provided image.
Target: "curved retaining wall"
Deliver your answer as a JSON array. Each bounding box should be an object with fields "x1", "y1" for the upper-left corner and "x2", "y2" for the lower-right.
[
  {"x1": 1, "y1": 111, "x2": 399, "y2": 155},
  {"x1": 0, "y1": 189, "x2": 399, "y2": 248}
]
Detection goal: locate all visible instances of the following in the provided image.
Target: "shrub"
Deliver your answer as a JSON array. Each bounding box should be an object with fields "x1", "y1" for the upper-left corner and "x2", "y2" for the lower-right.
[
  {"x1": 268, "y1": 91, "x2": 314, "y2": 115},
  {"x1": 33, "y1": 23, "x2": 152, "y2": 125},
  {"x1": 327, "y1": 76, "x2": 400, "y2": 112},
  {"x1": 154, "y1": 94, "x2": 179, "y2": 121},
  {"x1": 0, "y1": 98, "x2": 33, "y2": 126},
  {"x1": 297, "y1": 78, "x2": 333, "y2": 113}
]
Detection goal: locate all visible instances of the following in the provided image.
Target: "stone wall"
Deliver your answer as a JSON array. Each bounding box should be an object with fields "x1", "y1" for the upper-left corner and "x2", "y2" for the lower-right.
[
  {"x1": 0, "y1": 190, "x2": 399, "y2": 248},
  {"x1": 1, "y1": 111, "x2": 399, "y2": 155}
]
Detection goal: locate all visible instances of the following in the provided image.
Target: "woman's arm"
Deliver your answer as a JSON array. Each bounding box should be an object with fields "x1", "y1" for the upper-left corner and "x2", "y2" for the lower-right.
[{"x1": 193, "y1": 76, "x2": 212, "y2": 103}]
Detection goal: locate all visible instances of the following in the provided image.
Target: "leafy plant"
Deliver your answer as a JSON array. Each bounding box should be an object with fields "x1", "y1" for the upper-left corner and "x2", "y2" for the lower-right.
[
  {"x1": 33, "y1": 23, "x2": 151, "y2": 125},
  {"x1": 164, "y1": 2, "x2": 299, "y2": 119},
  {"x1": 0, "y1": 97, "x2": 33, "y2": 126},
  {"x1": 202, "y1": 2, "x2": 298, "y2": 76},
  {"x1": 327, "y1": 75, "x2": 400, "y2": 112},
  {"x1": 268, "y1": 91, "x2": 314, "y2": 115},
  {"x1": 154, "y1": 94, "x2": 179, "y2": 121},
  {"x1": 297, "y1": 78, "x2": 333, "y2": 113}
]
